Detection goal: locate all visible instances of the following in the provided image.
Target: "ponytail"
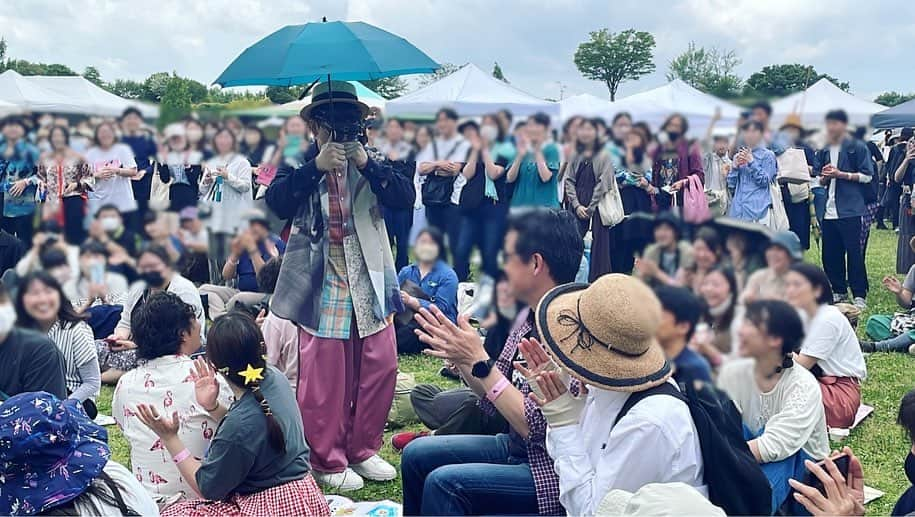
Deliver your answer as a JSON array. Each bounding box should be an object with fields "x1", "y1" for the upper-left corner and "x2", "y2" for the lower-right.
[
  {"x1": 773, "y1": 353, "x2": 794, "y2": 376},
  {"x1": 250, "y1": 381, "x2": 285, "y2": 452}
]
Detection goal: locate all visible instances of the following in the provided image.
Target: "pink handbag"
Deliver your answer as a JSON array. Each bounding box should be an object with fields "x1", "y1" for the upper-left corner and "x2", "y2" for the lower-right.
[{"x1": 683, "y1": 174, "x2": 711, "y2": 223}]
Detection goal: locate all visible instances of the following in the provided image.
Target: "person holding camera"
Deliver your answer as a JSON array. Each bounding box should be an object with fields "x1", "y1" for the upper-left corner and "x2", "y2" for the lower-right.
[{"x1": 265, "y1": 81, "x2": 415, "y2": 491}]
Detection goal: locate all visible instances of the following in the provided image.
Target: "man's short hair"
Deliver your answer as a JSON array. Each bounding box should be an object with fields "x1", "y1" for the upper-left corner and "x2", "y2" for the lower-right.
[
  {"x1": 825, "y1": 109, "x2": 849, "y2": 124},
  {"x1": 506, "y1": 209, "x2": 583, "y2": 285},
  {"x1": 436, "y1": 108, "x2": 459, "y2": 121},
  {"x1": 120, "y1": 107, "x2": 143, "y2": 120},
  {"x1": 132, "y1": 291, "x2": 196, "y2": 361},
  {"x1": 79, "y1": 240, "x2": 110, "y2": 258},
  {"x1": 751, "y1": 101, "x2": 773, "y2": 116},
  {"x1": 902, "y1": 127, "x2": 914, "y2": 140},
  {"x1": 654, "y1": 286, "x2": 703, "y2": 342},
  {"x1": 529, "y1": 112, "x2": 551, "y2": 128},
  {"x1": 741, "y1": 120, "x2": 765, "y2": 133},
  {"x1": 458, "y1": 120, "x2": 480, "y2": 134},
  {"x1": 95, "y1": 204, "x2": 121, "y2": 218},
  {"x1": 1, "y1": 116, "x2": 26, "y2": 131}
]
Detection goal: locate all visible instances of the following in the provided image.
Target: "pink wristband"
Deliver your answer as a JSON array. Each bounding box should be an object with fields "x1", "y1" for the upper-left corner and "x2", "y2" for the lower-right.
[
  {"x1": 487, "y1": 377, "x2": 511, "y2": 403},
  {"x1": 172, "y1": 448, "x2": 192, "y2": 464}
]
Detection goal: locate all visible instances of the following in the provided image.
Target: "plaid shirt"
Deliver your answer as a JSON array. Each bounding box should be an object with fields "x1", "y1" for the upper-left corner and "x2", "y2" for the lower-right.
[{"x1": 479, "y1": 308, "x2": 563, "y2": 515}]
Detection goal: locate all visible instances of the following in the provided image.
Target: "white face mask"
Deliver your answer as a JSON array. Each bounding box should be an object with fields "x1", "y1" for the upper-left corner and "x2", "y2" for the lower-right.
[
  {"x1": 414, "y1": 243, "x2": 439, "y2": 263},
  {"x1": 480, "y1": 125, "x2": 499, "y2": 142},
  {"x1": 0, "y1": 304, "x2": 16, "y2": 335},
  {"x1": 100, "y1": 216, "x2": 121, "y2": 232}
]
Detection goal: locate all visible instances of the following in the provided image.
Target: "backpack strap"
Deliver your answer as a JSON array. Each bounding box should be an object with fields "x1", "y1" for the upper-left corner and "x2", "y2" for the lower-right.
[{"x1": 613, "y1": 381, "x2": 686, "y2": 427}]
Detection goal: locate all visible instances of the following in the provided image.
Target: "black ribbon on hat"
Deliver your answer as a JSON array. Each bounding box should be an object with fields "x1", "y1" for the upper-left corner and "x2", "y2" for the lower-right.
[{"x1": 556, "y1": 298, "x2": 644, "y2": 357}]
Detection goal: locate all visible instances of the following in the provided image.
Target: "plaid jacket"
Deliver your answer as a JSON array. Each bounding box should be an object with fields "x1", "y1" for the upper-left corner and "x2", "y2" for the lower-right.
[{"x1": 266, "y1": 143, "x2": 415, "y2": 337}]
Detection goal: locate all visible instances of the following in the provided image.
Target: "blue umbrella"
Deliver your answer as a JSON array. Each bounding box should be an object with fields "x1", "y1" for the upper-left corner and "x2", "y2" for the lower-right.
[{"x1": 214, "y1": 19, "x2": 439, "y2": 87}]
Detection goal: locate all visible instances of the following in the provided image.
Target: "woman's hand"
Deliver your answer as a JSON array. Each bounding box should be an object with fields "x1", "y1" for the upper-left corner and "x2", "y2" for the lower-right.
[
  {"x1": 135, "y1": 403, "x2": 179, "y2": 439},
  {"x1": 788, "y1": 450, "x2": 865, "y2": 516},
  {"x1": 8, "y1": 179, "x2": 28, "y2": 197},
  {"x1": 575, "y1": 206, "x2": 589, "y2": 220},
  {"x1": 883, "y1": 275, "x2": 903, "y2": 294},
  {"x1": 190, "y1": 357, "x2": 220, "y2": 412},
  {"x1": 529, "y1": 371, "x2": 569, "y2": 406},
  {"x1": 400, "y1": 290, "x2": 420, "y2": 311}
]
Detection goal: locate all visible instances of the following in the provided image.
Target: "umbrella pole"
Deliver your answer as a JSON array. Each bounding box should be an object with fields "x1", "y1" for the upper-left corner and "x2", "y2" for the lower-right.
[{"x1": 327, "y1": 74, "x2": 337, "y2": 142}]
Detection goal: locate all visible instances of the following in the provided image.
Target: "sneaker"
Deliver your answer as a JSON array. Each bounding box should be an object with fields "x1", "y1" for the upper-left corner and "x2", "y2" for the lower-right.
[
  {"x1": 896, "y1": 228, "x2": 901, "y2": 234},
  {"x1": 853, "y1": 297, "x2": 867, "y2": 311},
  {"x1": 313, "y1": 468, "x2": 364, "y2": 492},
  {"x1": 859, "y1": 340, "x2": 876, "y2": 353},
  {"x1": 392, "y1": 431, "x2": 429, "y2": 453},
  {"x1": 351, "y1": 454, "x2": 397, "y2": 481},
  {"x1": 909, "y1": 344, "x2": 915, "y2": 356}
]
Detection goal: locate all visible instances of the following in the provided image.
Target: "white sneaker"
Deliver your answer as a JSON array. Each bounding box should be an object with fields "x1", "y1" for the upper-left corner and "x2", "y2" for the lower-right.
[
  {"x1": 351, "y1": 454, "x2": 397, "y2": 481},
  {"x1": 853, "y1": 297, "x2": 867, "y2": 311},
  {"x1": 313, "y1": 468, "x2": 364, "y2": 492}
]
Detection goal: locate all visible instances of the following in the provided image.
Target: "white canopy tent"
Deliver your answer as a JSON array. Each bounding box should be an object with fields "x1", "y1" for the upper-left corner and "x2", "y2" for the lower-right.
[
  {"x1": 771, "y1": 79, "x2": 885, "y2": 129},
  {"x1": 28, "y1": 75, "x2": 159, "y2": 118},
  {"x1": 386, "y1": 63, "x2": 559, "y2": 120},
  {"x1": 559, "y1": 93, "x2": 614, "y2": 124},
  {"x1": 0, "y1": 70, "x2": 85, "y2": 114},
  {"x1": 606, "y1": 79, "x2": 742, "y2": 137},
  {"x1": 0, "y1": 99, "x2": 21, "y2": 117}
]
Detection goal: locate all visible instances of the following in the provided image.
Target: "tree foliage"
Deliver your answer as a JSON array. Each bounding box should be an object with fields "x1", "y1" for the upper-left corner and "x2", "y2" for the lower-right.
[
  {"x1": 744, "y1": 64, "x2": 849, "y2": 97},
  {"x1": 492, "y1": 62, "x2": 508, "y2": 83},
  {"x1": 874, "y1": 91, "x2": 915, "y2": 107},
  {"x1": 574, "y1": 29, "x2": 656, "y2": 101},
  {"x1": 158, "y1": 77, "x2": 192, "y2": 129},
  {"x1": 418, "y1": 62, "x2": 461, "y2": 87},
  {"x1": 82, "y1": 66, "x2": 102, "y2": 86},
  {"x1": 666, "y1": 42, "x2": 742, "y2": 98},
  {"x1": 359, "y1": 77, "x2": 409, "y2": 99}
]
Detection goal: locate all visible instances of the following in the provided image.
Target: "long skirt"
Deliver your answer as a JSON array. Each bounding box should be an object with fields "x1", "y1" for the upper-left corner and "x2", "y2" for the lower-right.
[
  {"x1": 898, "y1": 193, "x2": 915, "y2": 274},
  {"x1": 161, "y1": 476, "x2": 329, "y2": 517},
  {"x1": 818, "y1": 376, "x2": 860, "y2": 429}
]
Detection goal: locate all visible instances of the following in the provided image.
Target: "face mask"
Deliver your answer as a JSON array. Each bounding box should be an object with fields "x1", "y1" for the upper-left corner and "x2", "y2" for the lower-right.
[
  {"x1": 414, "y1": 243, "x2": 439, "y2": 263},
  {"x1": 0, "y1": 304, "x2": 16, "y2": 335},
  {"x1": 403, "y1": 130, "x2": 416, "y2": 143},
  {"x1": 480, "y1": 125, "x2": 499, "y2": 142},
  {"x1": 50, "y1": 266, "x2": 72, "y2": 286},
  {"x1": 186, "y1": 129, "x2": 203, "y2": 142},
  {"x1": 139, "y1": 271, "x2": 166, "y2": 288},
  {"x1": 666, "y1": 130, "x2": 681, "y2": 142},
  {"x1": 906, "y1": 452, "x2": 915, "y2": 485},
  {"x1": 100, "y1": 216, "x2": 121, "y2": 232}
]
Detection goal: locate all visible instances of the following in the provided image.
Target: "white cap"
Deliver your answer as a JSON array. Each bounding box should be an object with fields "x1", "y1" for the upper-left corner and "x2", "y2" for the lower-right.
[{"x1": 597, "y1": 483, "x2": 724, "y2": 516}]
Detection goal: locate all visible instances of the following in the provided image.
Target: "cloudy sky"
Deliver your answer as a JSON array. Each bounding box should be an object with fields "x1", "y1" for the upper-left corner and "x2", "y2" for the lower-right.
[{"x1": 1, "y1": 0, "x2": 912, "y2": 102}]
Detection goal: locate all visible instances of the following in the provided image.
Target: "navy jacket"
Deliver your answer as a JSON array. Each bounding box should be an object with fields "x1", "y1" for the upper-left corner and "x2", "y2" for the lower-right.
[{"x1": 814, "y1": 138, "x2": 874, "y2": 219}]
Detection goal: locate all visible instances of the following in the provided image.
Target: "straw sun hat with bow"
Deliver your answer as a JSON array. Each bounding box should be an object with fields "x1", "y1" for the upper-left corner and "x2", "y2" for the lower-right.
[{"x1": 535, "y1": 274, "x2": 672, "y2": 392}]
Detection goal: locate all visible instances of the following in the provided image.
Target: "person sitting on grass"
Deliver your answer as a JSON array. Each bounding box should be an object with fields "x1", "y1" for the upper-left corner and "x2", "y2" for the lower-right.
[
  {"x1": 862, "y1": 239, "x2": 915, "y2": 354},
  {"x1": 717, "y1": 299, "x2": 830, "y2": 513},
  {"x1": 654, "y1": 285, "x2": 711, "y2": 386},
  {"x1": 113, "y1": 291, "x2": 232, "y2": 503},
  {"x1": 64, "y1": 241, "x2": 130, "y2": 311},
  {"x1": 135, "y1": 312, "x2": 330, "y2": 517},
  {"x1": 892, "y1": 389, "x2": 915, "y2": 516}
]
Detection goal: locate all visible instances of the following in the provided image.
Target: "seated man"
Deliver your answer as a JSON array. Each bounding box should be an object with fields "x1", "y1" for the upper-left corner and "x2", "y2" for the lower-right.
[
  {"x1": 402, "y1": 209, "x2": 583, "y2": 516},
  {"x1": 635, "y1": 212, "x2": 694, "y2": 287},
  {"x1": 199, "y1": 210, "x2": 284, "y2": 320},
  {"x1": 654, "y1": 285, "x2": 712, "y2": 386}
]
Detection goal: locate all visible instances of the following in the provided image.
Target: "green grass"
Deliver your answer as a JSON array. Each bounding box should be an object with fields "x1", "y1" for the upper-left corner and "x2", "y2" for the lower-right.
[{"x1": 97, "y1": 229, "x2": 913, "y2": 514}]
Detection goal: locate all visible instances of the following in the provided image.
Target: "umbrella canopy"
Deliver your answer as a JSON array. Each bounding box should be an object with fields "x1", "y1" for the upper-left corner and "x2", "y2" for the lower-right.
[
  {"x1": 215, "y1": 20, "x2": 439, "y2": 87},
  {"x1": 871, "y1": 98, "x2": 915, "y2": 129},
  {"x1": 607, "y1": 80, "x2": 742, "y2": 137},
  {"x1": 0, "y1": 70, "x2": 86, "y2": 114},
  {"x1": 385, "y1": 63, "x2": 559, "y2": 119},
  {"x1": 771, "y1": 79, "x2": 885, "y2": 129},
  {"x1": 559, "y1": 93, "x2": 615, "y2": 124},
  {"x1": 27, "y1": 75, "x2": 158, "y2": 118}
]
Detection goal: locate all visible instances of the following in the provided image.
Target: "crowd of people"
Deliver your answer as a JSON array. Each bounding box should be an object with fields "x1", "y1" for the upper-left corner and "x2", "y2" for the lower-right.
[{"x1": 0, "y1": 77, "x2": 913, "y2": 517}]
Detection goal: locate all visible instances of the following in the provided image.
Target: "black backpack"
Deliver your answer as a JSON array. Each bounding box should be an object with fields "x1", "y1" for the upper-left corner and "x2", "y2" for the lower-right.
[{"x1": 614, "y1": 380, "x2": 772, "y2": 516}]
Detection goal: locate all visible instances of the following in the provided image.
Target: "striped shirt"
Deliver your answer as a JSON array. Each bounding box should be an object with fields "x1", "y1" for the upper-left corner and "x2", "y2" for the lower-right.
[{"x1": 47, "y1": 320, "x2": 99, "y2": 399}]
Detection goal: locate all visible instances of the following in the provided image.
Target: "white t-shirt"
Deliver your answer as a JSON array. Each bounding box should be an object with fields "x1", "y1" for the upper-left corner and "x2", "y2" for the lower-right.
[
  {"x1": 117, "y1": 273, "x2": 206, "y2": 343},
  {"x1": 74, "y1": 461, "x2": 160, "y2": 516},
  {"x1": 824, "y1": 145, "x2": 841, "y2": 220},
  {"x1": 800, "y1": 305, "x2": 868, "y2": 379},
  {"x1": 86, "y1": 144, "x2": 138, "y2": 215}
]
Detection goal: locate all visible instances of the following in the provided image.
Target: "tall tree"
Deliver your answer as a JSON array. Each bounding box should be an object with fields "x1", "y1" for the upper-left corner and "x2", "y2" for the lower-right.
[
  {"x1": 82, "y1": 66, "x2": 102, "y2": 86},
  {"x1": 666, "y1": 42, "x2": 742, "y2": 98},
  {"x1": 107, "y1": 79, "x2": 145, "y2": 100},
  {"x1": 874, "y1": 91, "x2": 915, "y2": 107},
  {"x1": 142, "y1": 72, "x2": 172, "y2": 102},
  {"x1": 418, "y1": 62, "x2": 461, "y2": 87},
  {"x1": 359, "y1": 77, "x2": 408, "y2": 99},
  {"x1": 0, "y1": 37, "x2": 7, "y2": 72},
  {"x1": 744, "y1": 64, "x2": 849, "y2": 97},
  {"x1": 574, "y1": 29, "x2": 656, "y2": 101},
  {"x1": 492, "y1": 62, "x2": 508, "y2": 83},
  {"x1": 265, "y1": 85, "x2": 298, "y2": 104},
  {"x1": 158, "y1": 77, "x2": 192, "y2": 129}
]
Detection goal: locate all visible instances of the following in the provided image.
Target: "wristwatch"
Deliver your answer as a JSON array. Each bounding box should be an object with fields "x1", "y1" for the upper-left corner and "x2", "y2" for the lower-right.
[{"x1": 471, "y1": 359, "x2": 496, "y2": 379}]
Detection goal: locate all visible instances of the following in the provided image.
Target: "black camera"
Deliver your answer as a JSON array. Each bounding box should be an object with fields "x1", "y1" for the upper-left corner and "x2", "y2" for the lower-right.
[{"x1": 332, "y1": 120, "x2": 366, "y2": 143}]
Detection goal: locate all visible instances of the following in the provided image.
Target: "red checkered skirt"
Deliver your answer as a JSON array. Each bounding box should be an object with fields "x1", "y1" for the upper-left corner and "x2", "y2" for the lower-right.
[{"x1": 161, "y1": 475, "x2": 330, "y2": 517}]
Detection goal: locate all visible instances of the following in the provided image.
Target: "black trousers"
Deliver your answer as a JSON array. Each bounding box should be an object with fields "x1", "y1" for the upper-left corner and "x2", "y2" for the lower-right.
[
  {"x1": 1, "y1": 214, "x2": 34, "y2": 246},
  {"x1": 384, "y1": 207, "x2": 413, "y2": 272},
  {"x1": 424, "y1": 204, "x2": 460, "y2": 256},
  {"x1": 410, "y1": 385, "x2": 508, "y2": 436},
  {"x1": 821, "y1": 216, "x2": 867, "y2": 299},
  {"x1": 62, "y1": 196, "x2": 87, "y2": 245}
]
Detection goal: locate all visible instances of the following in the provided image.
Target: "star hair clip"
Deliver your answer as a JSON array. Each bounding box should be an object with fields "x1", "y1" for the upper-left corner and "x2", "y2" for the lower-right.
[{"x1": 238, "y1": 364, "x2": 264, "y2": 386}]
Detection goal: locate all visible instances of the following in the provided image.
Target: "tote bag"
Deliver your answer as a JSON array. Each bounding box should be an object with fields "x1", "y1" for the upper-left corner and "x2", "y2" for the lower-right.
[
  {"x1": 598, "y1": 174, "x2": 625, "y2": 227},
  {"x1": 768, "y1": 182, "x2": 790, "y2": 231},
  {"x1": 149, "y1": 162, "x2": 172, "y2": 212},
  {"x1": 683, "y1": 174, "x2": 711, "y2": 224},
  {"x1": 776, "y1": 148, "x2": 810, "y2": 184}
]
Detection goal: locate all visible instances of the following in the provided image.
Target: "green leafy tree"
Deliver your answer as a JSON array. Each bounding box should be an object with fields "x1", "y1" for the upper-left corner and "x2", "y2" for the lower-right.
[
  {"x1": 82, "y1": 66, "x2": 102, "y2": 86},
  {"x1": 4, "y1": 59, "x2": 76, "y2": 76},
  {"x1": 265, "y1": 86, "x2": 300, "y2": 104},
  {"x1": 106, "y1": 79, "x2": 145, "y2": 100},
  {"x1": 158, "y1": 77, "x2": 192, "y2": 129},
  {"x1": 182, "y1": 78, "x2": 208, "y2": 104},
  {"x1": 141, "y1": 72, "x2": 172, "y2": 102},
  {"x1": 574, "y1": 28, "x2": 656, "y2": 101},
  {"x1": 359, "y1": 77, "x2": 408, "y2": 99},
  {"x1": 666, "y1": 42, "x2": 742, "y2": 98},
  {"x1": 874, "y1": 91, "x2": 915, "y2": 107},
  {"x1": 744, "y1": 64, "x2": 849, "y2": 97},
  {"x1": 0, "y1": 37, "x2": 7, "y2": 72},
  {"x1": 418, "y1": 62, "x2": 461, "y2": 87},
  {"x1": 492, "y1": 62, "x2": 508, "y2": 83}
]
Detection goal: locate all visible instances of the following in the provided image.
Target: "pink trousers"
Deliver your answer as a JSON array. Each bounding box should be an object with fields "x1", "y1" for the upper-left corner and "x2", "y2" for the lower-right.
[{"x1": 297, "y1": 324, "x2": 397, "y2": 473}]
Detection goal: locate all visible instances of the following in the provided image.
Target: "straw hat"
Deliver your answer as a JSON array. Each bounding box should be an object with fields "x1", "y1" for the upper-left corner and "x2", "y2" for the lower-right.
[
  {"x1": 300, "y1": 81, "x2": 370, "y2": 120},
  {"x1": 535, "y1": 274, "x2": 671, "y2": 392},
  {"x1": 780, "y1": 113, "x2": 804, "y2": 131}
]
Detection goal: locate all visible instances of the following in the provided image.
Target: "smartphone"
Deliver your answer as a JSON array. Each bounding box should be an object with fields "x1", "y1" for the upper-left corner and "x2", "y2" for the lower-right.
[
  {"x1": 90, "y1": 262, "x2": 105, "y2": 285},
  {"x1": 801, "y1": 453, "x2": 850, "y2": 496}
]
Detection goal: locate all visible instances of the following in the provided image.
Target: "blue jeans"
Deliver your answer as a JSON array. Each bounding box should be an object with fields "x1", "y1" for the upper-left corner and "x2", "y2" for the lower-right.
[
  {"x1": 812, "y1": 186, "x2": 826, "y2": 228},
  {"x1": 876, "y1": 332, "x2": 915, "y2": 352},
  {"x1": 401, "y1": 434, "x2": 539, "y2": 516},
  {"x1": 744, "y1": 425, "x2": 812, "y2": 514},
  {"x1": 453, "y1": 202, "x2": 507, "y2": 281}
]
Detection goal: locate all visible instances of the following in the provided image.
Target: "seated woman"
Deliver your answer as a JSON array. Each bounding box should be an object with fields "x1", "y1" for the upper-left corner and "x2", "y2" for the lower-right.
[
  {"x1": 861, "y1": 252, "x2": 915, "y2": 353},
  {"x1": 136, "y1": 312, "x2": 330, "y2": 516},
  {"x1": 691, "y1": 266, "x2": 739, "y2": 368},
  {"x1": 741, "y1": 231, "x2": 802, "y2": 304},
  {"x1": 113, "y1": 291, "x2": 232, "y2": 503},
  {"x1": 64, "y1": 240, "x2": 130, "y2": 311},
  {"x1": 724, "y1": 231, "x2": 764, "y2": 292},
  {"x1": 786, "y1": 263, "x2": 868, "y2": 429},
  {"x1": 717, "y1": 299, "x2": 830, "y2": 513},
  {"x1": 100, "y1": 245, "x2": 205, "y2": 384},
  {"x1": 680, "y1": 227, "x2": 724, "y2": 294},
  {"x1": 15, "y1": 271, "x2": 100, "y2": 417},
  {"x1": 396, "y1": 227, "x2": 458, "y2": 355},
  {"x1": 0, "y1": 391, "x2": 158, "y2": 516}
]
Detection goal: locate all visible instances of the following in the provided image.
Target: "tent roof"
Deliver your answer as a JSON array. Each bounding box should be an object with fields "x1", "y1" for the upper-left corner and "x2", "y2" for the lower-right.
[
  {"x1": 28, "y1": 76, "x2": 159, "y2": 118},
  {"x1": 871, "y1": 98, "x2": 914, "y2": 129},
  {"x1": 606, "y1": 79, "x2": 742, "y2": 136},
  {"x1": 0, "y1": 70, "x2": 86, "y2": 114},
  {"x1": 385, "y1": 63, "x2": 558, "y2": 119},
  {"x1": 771, "y1": 78, "x2": 885, "y2": 128},
  {"x1": 559, "y1": 93, "x2": 614, "y2": 123},
  {"x1": 229, "y1": 81, "x2": 385, "y2": 117}
]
